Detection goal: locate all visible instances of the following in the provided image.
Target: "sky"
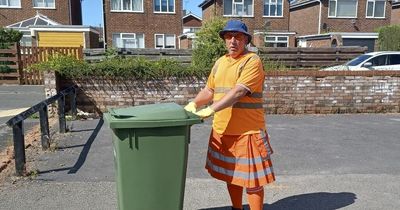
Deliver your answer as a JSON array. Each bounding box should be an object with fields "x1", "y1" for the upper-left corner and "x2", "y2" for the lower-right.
[{"x1": 82, "y1": 0, "x2": 203, "y2": 27}]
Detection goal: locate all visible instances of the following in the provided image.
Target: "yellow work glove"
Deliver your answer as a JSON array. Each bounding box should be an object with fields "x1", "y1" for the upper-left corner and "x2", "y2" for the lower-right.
[
  {"x1": 184, "y1": 102, "x2": 197, "y2": 113},
  {"x1": 194, "y1": 107, "x2": 215, "y2": 119}
]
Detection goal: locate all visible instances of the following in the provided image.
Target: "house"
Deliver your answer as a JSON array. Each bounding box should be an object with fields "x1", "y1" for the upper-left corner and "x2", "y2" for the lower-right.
[
  {"x1": 179, "y1": 11, "x2": 202, "y2": 49},
  {"x1": 392, "y1": 0, "x2": 400, "y2": 24},
  {"x1": 102, "y1": 0, "x2": 183, "y2": 49},
  {"x1": 0, "y1": 0, "x2": 82, "y2": 27},
  {"x1": 289, "y1": 0, "x2": 394, "y2": 51},
  {"x1": 198, "y1": 0, "x2": 296, "y2": 48},
  {"x1": 6, "y1": 13, "x2": 99, "y2": 49}
]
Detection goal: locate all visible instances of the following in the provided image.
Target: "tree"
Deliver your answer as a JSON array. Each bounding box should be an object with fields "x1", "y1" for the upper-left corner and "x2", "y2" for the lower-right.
[
  {"x1": 191, "y1": 17, "x2": 227, "y2": 74},
  {"x1": 377, "y1": 25, "x2": 400, "y2": 51}
]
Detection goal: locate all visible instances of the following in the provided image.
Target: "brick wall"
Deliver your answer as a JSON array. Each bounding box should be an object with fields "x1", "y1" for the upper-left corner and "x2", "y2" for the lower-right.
[
  {"x1": 391, "y1": 6, "x2": 400, "y2": 25},
  {"x1": 320, "y1": 0, "x2": 391, "y2": 33},
  {"x1": 45, "y1": 71, "x2": 400, "y2": 115},
  {"x1": 306, "y1": 39, "x2": 332, "y2": 47},
  {"x1": 201, "y1": 0, "x2": 290, "y2": 33},
  {"x1": 290, "y1": 2, "x2": 320, "y2": 36},
  {"x1": 183, "y1": 15, "x2": 202, "y2": 27},
  {"x1": 0, "y1": 0, "x2": 81, "y2": 27},
  {"x1": 104, "y1": 0, "x2": 182, "y2": 49}
]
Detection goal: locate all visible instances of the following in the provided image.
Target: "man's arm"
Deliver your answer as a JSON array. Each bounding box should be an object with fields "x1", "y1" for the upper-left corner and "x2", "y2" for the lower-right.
[
  {"x1": 210, "y1": 85, "x2": 248, "y2": 112},
  {"x1": 193, "y1": 87, "x2": 214, "y2": 107}
]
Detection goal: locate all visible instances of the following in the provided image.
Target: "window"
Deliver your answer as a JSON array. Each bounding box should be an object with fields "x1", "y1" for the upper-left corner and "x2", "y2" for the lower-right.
[
  {"x1": 155, "y1": 34, "x2": 175, "y2": 49},
  {"x1": 111, "y1": 0, "x2": 143, "y2": 12},
  {"x1": 33, "y1": 0, "x2": 55, "y2": 8},
  {"x1": 20, "y1": 31, "x2": 32, "y2": 47},
  {"x1": 369, "y1": 55, "x2": 388, "y2": 66},
  {"x1": 0, "y1": 0, "x2": 20, "y2": 7},
  {"x1": 366, "y1": 0, "x2": 385, "y2": 18},
  {"x1": 263, "y1": 0, "x2": 283, "y2": 17},
  {"x1": 328, "y1": 0, "x2": 357, "y2": 18},
  {"x1": 112, "y1": 33, "x2": 145, "y2": 49},
  {"x1": 154, "y1": 0, "x2": 174, "y2": 13},
  {"x1": 183, "y1": 27, "x2": 201, "y2": 33},
  {"x1": 388, "y1": 55, "x2": 400, "y2": 65},
  {"x1": 223, "y1": 0, "x2": 253, "y2": 17},
  {"x1": 265, "y1": 36, "x2": 288, "y2": 47}
]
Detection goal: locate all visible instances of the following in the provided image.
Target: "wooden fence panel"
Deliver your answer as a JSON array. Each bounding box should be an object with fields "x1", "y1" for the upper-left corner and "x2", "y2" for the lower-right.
[
  {"x1": 19, "y1": 46, "x2": 83, "y2": 85},
  {"x1": 0, "y1": 43, "x2": 20, "y2": 84},
  {"x1": 258, "y1": 47, "x2": 367, "y2": 68},
  {"x1": 83, "y1": 47, "x2": 367, "y2": 68}
]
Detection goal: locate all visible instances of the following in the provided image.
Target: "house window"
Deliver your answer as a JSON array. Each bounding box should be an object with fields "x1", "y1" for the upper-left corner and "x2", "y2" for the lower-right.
[
  {"x1": 154, "y1": 0, "x2": 174, "y2": 13},
  {"x1": 33, "y1": 0, "x2": 55, "y2": 8},
  {"x1": 263, "y1": 0, "x2": 283, "y2": 17},
  {"x1": 20, "y1": 31, "x2": 32, "y2": 47},
  {"x1": 265, "y1": 36, "x2": 288, "y2": 47},
  {"x1": 183, "y1": 27, "x2": 201, "y2": 33},
  {"x1": 223, "y1": 0, "x2": 253, "y2": 17},
  {"x1": 0, "y1": 0, "x2": 20, "y2": 7},
  {"x1": 328, "y1": 0, "x2": 357, "y2": 18},
  {"x1": 366, "y1": 0, "x2": 385, "y2": 18},
  {"x1": 111, "y1": 0, "x2": 143, "y2": 12},
  {"x1": 155, "y1": 34, "x2": 176, "y2": 49},
  {"x1": 112, "y1": 33, "x2": 145, "y2": 49}
]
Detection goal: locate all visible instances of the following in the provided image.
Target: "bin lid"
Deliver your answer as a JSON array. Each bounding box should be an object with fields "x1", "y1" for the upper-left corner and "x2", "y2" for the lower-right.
[{"x1": 103, "y1": 102, "x2": 202, "y2": 128}]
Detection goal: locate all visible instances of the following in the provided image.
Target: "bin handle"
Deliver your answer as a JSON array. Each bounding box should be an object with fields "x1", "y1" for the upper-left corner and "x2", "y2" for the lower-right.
[{"x1": 109, "y1": 109, "x2": 136, "y2": 118}]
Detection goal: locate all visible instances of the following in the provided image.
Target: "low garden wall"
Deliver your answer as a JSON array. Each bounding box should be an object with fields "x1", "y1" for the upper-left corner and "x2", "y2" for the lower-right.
[{"x1": 44, "y1": 71, "x2": 400, "y2": 115}]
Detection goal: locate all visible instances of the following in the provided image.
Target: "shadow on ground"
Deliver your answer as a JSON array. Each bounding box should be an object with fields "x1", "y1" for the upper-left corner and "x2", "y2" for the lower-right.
[
  {"x1": 200, "y1": 192, "x2": 357, "y2": 210},
  {"x1": 37, "y1": 118, "x2": 104, "y2": 175}
]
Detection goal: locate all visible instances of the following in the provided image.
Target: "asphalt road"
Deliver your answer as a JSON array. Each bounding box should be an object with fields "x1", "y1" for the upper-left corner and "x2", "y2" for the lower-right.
[
  {"x1": 0, "y1": 85, "x2": 45, "y2": 151},
  {"x1": 0, "y1": 114, "x2": 399, "y2": 209}
]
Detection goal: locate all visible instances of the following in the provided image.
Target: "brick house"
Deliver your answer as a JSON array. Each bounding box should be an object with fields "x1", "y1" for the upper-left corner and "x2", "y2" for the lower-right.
[
  {"x1": 392, "y1": 0, "x2": 400, "y2": 24},
  {"x1": 198, "y1": 0, "x2": 296, "y2": 47},
  {"x1": 0, "y1": 0, "x2": 82, "y2": 27},
  {"x1": 103, "y1": 0, "x2": 183, "y2": 49},
  {"x1": 179, "y1": 11, "x2": 202, "y2": 49},
  {"x1": 290, "y1": 0, "x2": 395, "y2": 51}
]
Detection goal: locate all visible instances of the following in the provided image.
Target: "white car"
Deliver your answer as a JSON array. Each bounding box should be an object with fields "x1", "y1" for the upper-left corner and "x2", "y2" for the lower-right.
[{"x1": 322, "y1": 51, "x2": 400, "y2": 71}]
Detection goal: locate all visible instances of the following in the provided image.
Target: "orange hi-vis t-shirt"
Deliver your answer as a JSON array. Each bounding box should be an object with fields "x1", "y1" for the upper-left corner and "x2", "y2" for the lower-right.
[{"x1": 206, "y1": 52, "x2": 266, "y2": 135}]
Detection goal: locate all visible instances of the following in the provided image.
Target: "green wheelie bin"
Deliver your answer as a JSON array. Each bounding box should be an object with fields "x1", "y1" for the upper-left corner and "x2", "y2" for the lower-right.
[{"x1": 103, "y1": 102, "x2": 202, "y2": 210}]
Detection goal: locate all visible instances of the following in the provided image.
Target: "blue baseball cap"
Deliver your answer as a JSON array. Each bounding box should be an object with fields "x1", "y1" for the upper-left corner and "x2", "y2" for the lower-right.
[{"x1": 219, "y1": 20, "x2": 252, "y2": 43}]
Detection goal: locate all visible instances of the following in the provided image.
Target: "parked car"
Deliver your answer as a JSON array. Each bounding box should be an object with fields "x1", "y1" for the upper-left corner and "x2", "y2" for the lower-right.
[{"x1": 322, "y1": 51, "x2": 400, "y2": 71}]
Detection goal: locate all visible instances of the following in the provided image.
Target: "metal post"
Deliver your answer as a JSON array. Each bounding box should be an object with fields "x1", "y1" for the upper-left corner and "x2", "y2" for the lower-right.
[
  {"x1": 58, "y1": 95, "x2": 66, "y2": 133},
  {"x1": 71, "y1": 88, "x2": 77, "y2": 119},
  {"x1": 12, "y1": 121, "x2": 26, "y2": 176},
  {"x1": 39, "y1": 105, "x2": 50, "y2": 150}
]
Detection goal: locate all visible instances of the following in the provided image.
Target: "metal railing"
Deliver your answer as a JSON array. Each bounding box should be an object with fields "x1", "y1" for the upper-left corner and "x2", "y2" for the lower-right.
[{"x1": 6, "y1": 85, "x2": 78, "y2": 176}]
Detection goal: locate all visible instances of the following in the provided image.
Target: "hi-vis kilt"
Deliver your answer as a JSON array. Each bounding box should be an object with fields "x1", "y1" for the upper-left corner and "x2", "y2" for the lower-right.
[{"x1": 205, "y1": 129, "x2": 275, "y2": 188}]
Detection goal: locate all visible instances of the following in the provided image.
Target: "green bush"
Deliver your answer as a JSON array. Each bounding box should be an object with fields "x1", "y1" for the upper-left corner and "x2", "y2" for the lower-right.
[
  {"x1": 0, "y1": 27, "x2": 23, "y2": 49},
  {"x1": 28, "y1": 55, "x2": 91, "y2": 78},
  {"x1": 377, "y1": 25, "x2": 400, "y2": 51},
  {"x1": 28, "y1": 55, "x2": 197, "y2": 79},
  {"x1": 191, "y1": 17, "x2": 227, "y2": 74}
]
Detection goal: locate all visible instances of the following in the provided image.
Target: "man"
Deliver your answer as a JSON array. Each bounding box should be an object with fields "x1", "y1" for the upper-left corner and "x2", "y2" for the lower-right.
[{"x1": 184, "y1": 20, "x2": 275, "y2": 210}]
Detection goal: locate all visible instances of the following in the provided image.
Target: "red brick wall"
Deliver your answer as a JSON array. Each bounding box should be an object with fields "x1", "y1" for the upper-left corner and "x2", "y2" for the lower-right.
[
  {"x1": 0, "y1": 0, "x2": 81, "y2": 27},
  {"x1": 104, "y1": 0, "x2": 182, "y2": 49},
  {"x1": 320, "y1": 0, "x2": 391, "y2": 33},
  {"x1": 85, "y1": 31, "x2": 100, "y2": 48},
  {"x1": 202, "y1": 0, "x2": 224, "y2": 22},
  {"x1": 289, "y1": 2, "x2": 320, "y2": 36},
  {"x1": 306, "y1": 39, "x2": 332, "y2": 47},
  {"x1": 179, "y1": 37, "x2": 194, "y2": 49},
  {"x1": 201, "y1": 0, "x2": 291, "y2": 48},
  {"x1": 202, "y1": 0, "x2": 290, "y2": 33},
  {"x1": 183, "y1": 16, "x2": 202, "y2": 27},
  {"x1": 391, "y1": 6, "x2": 400, "y2": 25},
  {"x1": 48, "y1": 71, "x2": 400, "y2": 114}
]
